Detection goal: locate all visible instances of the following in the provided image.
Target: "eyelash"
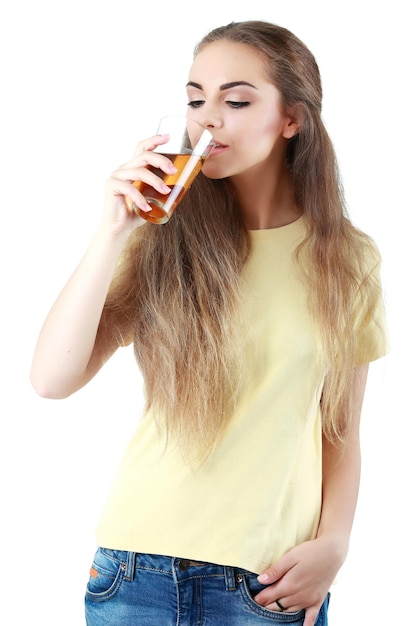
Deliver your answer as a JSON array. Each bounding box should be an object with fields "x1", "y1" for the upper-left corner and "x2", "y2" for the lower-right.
[
  {"x1": 187, "y1": 101, "x2": 204, "y2": 108},
  {"x1": 187, "y1": 100, "x2": 250, "y2": 109},
  {"x1": 228, "y1": 101, "x2": 250, "y2": 108}
]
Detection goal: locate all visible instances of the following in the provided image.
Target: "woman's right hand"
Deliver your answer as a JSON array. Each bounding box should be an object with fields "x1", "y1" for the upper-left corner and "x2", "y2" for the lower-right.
[
  {"x1": 103, "y1": 132, "x2": 177, "y2": 233},
  {"x1": 30, "y1": 132, "x2": 179, "y2": 398}
]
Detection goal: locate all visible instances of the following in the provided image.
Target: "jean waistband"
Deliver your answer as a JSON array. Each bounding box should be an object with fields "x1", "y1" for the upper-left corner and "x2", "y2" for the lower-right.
[{"x1": 99, "y1": 549, "x2": 251, "y2": 590}]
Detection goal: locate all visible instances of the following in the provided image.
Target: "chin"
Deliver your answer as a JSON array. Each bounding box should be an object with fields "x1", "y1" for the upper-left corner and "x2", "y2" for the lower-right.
[{"x1": 202, "y1": 162, "x2": 231, "y2": 180}]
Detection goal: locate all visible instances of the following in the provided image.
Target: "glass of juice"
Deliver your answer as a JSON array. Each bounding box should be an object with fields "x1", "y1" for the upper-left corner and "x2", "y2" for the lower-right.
[{"x1": 128, "y1": 116, "x2": 214, "y2": 224}]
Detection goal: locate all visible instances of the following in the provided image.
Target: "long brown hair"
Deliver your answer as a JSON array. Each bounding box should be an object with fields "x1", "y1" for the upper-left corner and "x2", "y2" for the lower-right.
[{"x1": 99, "y1": 21, "x2": 381, "y2": 459}]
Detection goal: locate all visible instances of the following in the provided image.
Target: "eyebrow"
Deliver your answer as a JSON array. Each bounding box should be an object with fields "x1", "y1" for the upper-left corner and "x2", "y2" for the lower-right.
[{"x1": 186, "y1": 80, "x2": 257, "y2": 91}]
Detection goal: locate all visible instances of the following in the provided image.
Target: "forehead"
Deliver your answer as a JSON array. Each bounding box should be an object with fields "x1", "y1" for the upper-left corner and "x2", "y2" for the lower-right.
[{"x1": 188, "y1": 40, "x2": 270, "y2": 85}]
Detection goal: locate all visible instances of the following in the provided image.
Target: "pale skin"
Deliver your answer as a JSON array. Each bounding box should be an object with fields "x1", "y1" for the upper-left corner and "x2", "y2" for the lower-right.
[{"x1": 30, "y1": 40, "x2": 369, "y2": 625}]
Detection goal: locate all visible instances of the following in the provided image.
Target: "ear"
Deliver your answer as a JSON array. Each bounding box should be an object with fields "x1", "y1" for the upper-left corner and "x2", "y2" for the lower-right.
[{"x1": 282, "y1": 103, "x2": 304, "y2": 139}]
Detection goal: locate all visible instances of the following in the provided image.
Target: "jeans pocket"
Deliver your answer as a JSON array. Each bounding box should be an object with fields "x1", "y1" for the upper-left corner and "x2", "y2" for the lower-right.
[
  {"x1": 238, "y1": 573, "x2": 305, "y2": 623},
  {"x1": 85, "y1": 548, "x2": 126, "y2": 602}
]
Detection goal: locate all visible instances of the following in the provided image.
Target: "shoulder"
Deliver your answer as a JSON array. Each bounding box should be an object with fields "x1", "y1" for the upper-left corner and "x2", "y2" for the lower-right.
[{"x1": 346, "y1": 223, "x2": 382, "y2": 279}]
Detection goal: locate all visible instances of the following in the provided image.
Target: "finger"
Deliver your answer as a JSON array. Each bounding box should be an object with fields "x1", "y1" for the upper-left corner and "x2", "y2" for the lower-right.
[
  {"x1": 117, "y1": 159, "x2": 177, "y2": 183},
  {"x1": 260, "y1": 596, "x2": 304, "y2": 613},
  {"x1": 124, "y1": 194, "x2": 150, "y2": 216},
  {"x1": 264, "y1": 601, "x2": 285, "y2": 612},
  {"x1": 303, "y1": 606, "x2": 320, "y2": 626},
  {"x1": 257, "y1": 560, "x2": 288, "y2": 585},
  {"x1": 253, "y1": 585, "x2": 286, "y2": 608},
  {"x1": 114, "y1": 165, "x2": 173, "y2": 196},
  {"x1": 107, "y1": 177, "x2": 151, "y2": 215},
  {"x1": 254, "y1": 590, "x2": 292, "y2": 610},
  {"x1": 132, "y1": 132, "x2": 170, "y2": 157},
  {"x1": 115, "y1": 153, "x2": 177, "y2": 183}
]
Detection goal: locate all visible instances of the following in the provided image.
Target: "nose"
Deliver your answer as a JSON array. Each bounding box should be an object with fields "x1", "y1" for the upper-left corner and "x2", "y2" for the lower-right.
[
  {"x1": 199, "y1": 108, "x2": 223, "y2": 130},
  {"x1": 203, "y1": 117, "x2": 222, "y2": 129}
]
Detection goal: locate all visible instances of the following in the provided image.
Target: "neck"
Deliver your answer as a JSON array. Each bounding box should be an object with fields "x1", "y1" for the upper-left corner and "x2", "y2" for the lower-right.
[{"x1": 230, "y1": 164, "x2": 301, "y2": 230}]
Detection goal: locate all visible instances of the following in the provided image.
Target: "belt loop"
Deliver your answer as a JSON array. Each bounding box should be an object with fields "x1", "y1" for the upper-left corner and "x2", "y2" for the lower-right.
[
  {"x1": 224, "y1": 566, "x2": 237, "y2": 591},
  {"x1": 124, "y1": 551, "x2": 136, "y2": 581}
]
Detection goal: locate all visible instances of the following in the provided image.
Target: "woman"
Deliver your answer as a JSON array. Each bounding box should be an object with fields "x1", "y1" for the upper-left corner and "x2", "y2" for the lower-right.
[{"x1": 30, "y1": 20, "x2": 387, "y2": 626}]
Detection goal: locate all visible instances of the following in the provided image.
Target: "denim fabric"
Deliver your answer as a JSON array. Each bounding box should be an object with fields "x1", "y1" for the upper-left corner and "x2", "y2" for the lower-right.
[{"x1": 85, "y1": 549, "x2": 330, "y2": 625}]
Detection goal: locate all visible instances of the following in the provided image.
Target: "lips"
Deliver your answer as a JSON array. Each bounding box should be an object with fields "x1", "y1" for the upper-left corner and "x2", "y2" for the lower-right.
[{"x1": 209, "y1": 141, "x2": 228, "y2": 156}]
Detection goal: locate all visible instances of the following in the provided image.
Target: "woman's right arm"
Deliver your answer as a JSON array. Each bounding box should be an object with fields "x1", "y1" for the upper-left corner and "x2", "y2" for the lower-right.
[{"x1": 30, "y1": 133, "x2": 175, "y2": 398}]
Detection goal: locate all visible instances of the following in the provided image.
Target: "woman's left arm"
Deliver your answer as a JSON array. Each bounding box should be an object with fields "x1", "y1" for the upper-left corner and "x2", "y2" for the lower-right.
[{"x1": 254, "y1": 363, "x2": 369, "y2": 626}]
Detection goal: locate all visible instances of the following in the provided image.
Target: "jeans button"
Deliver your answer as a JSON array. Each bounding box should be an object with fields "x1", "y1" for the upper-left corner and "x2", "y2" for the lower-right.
[{"x1": 178, "y1": 559, "x2": 190, "y2": 571}]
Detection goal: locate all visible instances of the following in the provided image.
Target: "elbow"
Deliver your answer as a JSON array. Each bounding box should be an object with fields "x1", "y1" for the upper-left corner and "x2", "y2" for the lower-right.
[
  {"x1": 29, "y1": 368, "x2": 75, "y2": 400},
  {"x1": 30, "y1": 379, "x2": 72, "y2": 400}
]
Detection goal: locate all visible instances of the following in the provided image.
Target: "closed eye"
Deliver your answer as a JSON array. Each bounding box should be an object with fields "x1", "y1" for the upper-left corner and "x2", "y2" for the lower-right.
[
  {"x1": 187, "y1": 100, "x2": 250, "y2": 109},
  {"x1": 227, "y1": 101, "x2": 250, "y2": 108},
  {"x1": 187, "y1": 100, "x2": 205, "y2": 108}
]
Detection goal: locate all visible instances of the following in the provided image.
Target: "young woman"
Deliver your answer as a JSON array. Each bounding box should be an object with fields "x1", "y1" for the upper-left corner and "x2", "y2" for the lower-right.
[{"x1": 30, "y1": 20, "x2": 387, "y2": 626}]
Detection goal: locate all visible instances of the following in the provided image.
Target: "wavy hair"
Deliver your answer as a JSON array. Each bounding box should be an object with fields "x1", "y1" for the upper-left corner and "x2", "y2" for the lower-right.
[{"x1": 99, "y1": 21, "x2": 381, "y2": 460}]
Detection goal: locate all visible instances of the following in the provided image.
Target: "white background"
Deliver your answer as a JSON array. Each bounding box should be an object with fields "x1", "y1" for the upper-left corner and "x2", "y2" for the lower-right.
[{"x1": 0, "y1": 0, "x2": 415, "y2": 624}]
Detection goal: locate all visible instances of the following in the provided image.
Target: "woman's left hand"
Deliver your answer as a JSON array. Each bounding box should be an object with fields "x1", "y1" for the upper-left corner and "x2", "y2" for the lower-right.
[{"x1": 254, "y1": 535, "x2": 347, "y2": 626}]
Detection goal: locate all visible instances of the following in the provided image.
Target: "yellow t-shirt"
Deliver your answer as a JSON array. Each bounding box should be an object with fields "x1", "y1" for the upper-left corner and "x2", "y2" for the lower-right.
[{"x1": 95, "y1": 216, "x2": 387, "y2": 574}]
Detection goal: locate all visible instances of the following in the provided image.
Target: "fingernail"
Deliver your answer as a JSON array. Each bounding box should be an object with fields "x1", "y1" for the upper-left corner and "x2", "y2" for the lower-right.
[
  {"x1": 168, "y1": 164, "x2": 177, "y2": 173},
  {"x1": 133, "y1": 202, "x2": 151, "y2": 213},
  {"x1": 258, "y1": 574, "x2": 269, "y2": 583},
  {"x1": 160, "y1": 183, "x2": 171, "y2": 193}
]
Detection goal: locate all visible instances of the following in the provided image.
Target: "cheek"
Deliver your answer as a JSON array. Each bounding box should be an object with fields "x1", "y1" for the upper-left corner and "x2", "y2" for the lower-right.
[
  {"x1": 239, "y1": 107, "x2": 284, "y2": 144},
  {"x1": 255, "y1": 114, "x2": 285, "y2": 144},
  {"x1": 247, "y1": 117, "x2": 286, "y2": 159}
]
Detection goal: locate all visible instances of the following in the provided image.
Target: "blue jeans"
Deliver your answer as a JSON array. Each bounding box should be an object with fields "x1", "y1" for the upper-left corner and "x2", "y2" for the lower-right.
[{"x1": 85, "y1": 549, "x2": 330, "y2": 625}]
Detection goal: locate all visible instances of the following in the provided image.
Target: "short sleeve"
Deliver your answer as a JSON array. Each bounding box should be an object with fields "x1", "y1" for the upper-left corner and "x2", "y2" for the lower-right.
[{"x1": 353, "y1": 242, "x2": 389, "y2": 366}]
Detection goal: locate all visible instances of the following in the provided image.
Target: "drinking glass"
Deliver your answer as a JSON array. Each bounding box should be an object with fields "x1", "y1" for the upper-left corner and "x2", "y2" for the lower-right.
[{"x1": 128, "y1": 115, "x2": 214, "y2": 224}]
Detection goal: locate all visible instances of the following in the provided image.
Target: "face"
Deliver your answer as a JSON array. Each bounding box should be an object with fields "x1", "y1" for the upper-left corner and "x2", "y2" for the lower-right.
[{"x1": 186, "y1": 40, "x2": 298, "y2": 181}]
